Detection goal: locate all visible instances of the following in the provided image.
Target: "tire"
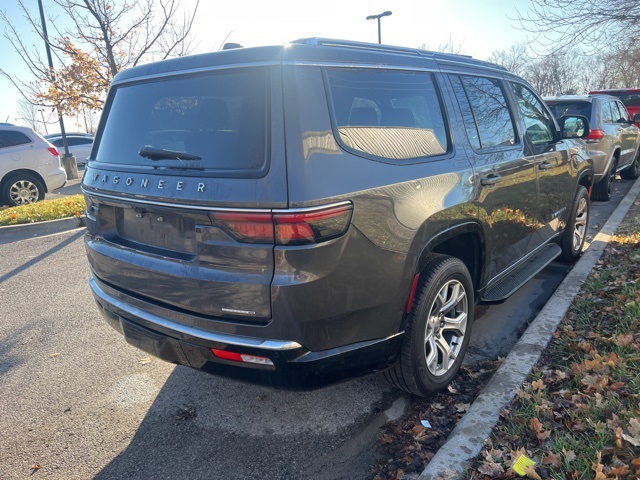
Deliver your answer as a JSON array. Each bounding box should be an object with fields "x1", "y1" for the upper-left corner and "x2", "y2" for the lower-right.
[
  {"x1": 1, "y1": 174, "x2": 46, "y2": 207},
  {"x1": 384, "y1": 254, "x2": 474, "y2": 397},
  {"x1": 560, "y1": 186, "x2": 589, "y2": 263},
  {"x1": 592, "y1": 163, "x2": 616, "y2": 201},
  {"x1": 620, "y1": 151, "x2": 640, "y2": 180}
]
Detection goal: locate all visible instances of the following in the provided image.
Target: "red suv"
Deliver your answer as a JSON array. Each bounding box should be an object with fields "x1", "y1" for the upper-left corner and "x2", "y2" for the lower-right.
[{"x1": 589, "y1": 88, "x2": 640, "y2": 127}]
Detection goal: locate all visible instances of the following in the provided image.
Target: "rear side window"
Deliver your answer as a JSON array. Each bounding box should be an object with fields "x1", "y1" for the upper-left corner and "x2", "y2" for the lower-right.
[
  {"x1": 602, "y1": 101, "x2": 619, "y2": 123},
  {"x1": 94, "y1": 68, "x2": 268, "y2": 176},
  {"x1": 450, "y1": 75, "x2": 516, "y2": 149},
  {"x1": 325, "y1": 68, "x2": 449, "y2": 161},
  {"x1": 612, "y1": 101, "x2": 630, "y2": 122},
  {"x1": 69, "y1": 137, "x2": 93, "y2": 146},
  {"x1": 0, "y1": 131, "x2": 32, "y2": 149}
]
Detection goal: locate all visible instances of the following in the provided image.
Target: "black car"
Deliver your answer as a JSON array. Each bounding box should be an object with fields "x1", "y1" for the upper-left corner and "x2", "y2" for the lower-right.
[{"x1": 82, "y1": 38, "x2": 593, "y2": 396}]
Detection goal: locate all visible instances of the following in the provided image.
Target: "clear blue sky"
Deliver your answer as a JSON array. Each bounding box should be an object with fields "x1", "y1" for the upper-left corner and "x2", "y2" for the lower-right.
[{"x1": 0, "y1": 0, "x2": 535, "y2": 130}]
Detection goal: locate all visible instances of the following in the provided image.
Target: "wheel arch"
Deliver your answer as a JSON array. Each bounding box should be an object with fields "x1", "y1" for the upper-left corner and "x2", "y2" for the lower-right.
[
  {"x1": 415, "y1": 222, "x2": 484, "y2": 293},
  {"x1": 0, "y1": 169, "x2": 49, "y2": 193}
]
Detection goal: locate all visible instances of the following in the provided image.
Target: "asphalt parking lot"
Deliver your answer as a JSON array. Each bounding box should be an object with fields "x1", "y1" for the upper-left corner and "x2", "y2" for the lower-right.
[{"x1": 0, "y1": 176, "x2": 636, "y2": 479}]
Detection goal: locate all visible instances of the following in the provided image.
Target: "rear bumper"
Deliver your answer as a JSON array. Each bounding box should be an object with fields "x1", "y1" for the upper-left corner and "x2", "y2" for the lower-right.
[
  {"x1": 47, "y1": 167, "x2": 67, "y2": 191},
  {"x1": 90, "y1": 277, "x2": 403, "y2": 389}
]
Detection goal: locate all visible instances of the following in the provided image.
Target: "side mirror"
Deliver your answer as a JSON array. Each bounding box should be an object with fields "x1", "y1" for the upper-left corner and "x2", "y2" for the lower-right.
[
  {"x1": 560, "y1": 115, "x2": 590, "y2": 139},
  {"x1": 634, "y1": 113, "x2": 640, "y2": 125}
]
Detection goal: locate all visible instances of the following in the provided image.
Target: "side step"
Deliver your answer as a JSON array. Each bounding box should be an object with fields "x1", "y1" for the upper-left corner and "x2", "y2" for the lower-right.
[{"x1": 481, "y1": 243, "x2": 561, "y2": 303}]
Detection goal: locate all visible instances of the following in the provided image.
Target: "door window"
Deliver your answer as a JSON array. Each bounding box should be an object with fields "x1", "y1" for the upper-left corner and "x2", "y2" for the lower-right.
[{"x1": 510, "y1": 83, "x2": 556, "y2": 145}]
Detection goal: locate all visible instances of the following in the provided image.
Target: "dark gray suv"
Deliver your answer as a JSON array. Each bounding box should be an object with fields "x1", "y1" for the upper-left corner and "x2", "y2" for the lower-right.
[{"x1": 82, "y1": 38, "x2": 593, "y2": 396}]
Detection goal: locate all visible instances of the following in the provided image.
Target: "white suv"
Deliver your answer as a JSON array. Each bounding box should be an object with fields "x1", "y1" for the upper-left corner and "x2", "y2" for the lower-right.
[{"x1": 0, "y1": 124, "x2": 67, "y2": 206}]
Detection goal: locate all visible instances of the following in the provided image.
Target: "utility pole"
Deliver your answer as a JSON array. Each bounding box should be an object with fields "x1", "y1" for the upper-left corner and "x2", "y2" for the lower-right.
[{"x1": 37, "y1": 0, "x2": 78, "y2": 179}]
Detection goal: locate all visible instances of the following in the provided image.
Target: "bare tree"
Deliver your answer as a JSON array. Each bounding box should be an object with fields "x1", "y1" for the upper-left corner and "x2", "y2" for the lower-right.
[
  {"x1": 419, "y1": 35, "x2": 466, "y2": 55},
  {"x1": 17, "y1": 99, "x2": 41, "y2": 132},
  {"x1": 488, "y1": 45, "x2": 530, "y2": 77},
  {"x1": 516, "y1": 0, "x2": 640, "y2": 53},
  {"x1": 0, "y1": 0, "x2": 200, "y2": 116}
]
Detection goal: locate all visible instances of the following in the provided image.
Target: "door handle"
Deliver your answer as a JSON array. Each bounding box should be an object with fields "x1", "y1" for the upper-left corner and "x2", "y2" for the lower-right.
[
  {"x1": 480, "y1": 174, "x2": 502, "y2": 186},
  {"x1": 539, "y1": 161, "x2": 552, "y2": 171}
]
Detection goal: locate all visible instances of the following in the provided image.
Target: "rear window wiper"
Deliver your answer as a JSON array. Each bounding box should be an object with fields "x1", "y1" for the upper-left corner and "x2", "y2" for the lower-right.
[{"x1": 138, "y1": 146, "x2": 201, "y2": 161}]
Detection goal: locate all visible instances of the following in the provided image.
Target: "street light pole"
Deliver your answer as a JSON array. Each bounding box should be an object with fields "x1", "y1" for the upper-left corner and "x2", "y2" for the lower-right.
[
  {"x1": 38, "y1": 109, "x2": 48, "y2": 135},
  {"x1": 366, "y1": 11, "x2": 392, "y2": 44}
]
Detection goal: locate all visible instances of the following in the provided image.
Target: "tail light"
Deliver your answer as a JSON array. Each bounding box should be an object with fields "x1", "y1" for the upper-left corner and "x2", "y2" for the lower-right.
[
  {"x1": 210, "y1": 202, "x2": 353, "y2": 245},
  {"x1": 586, "y1": 129, "x2": 605, "y2": 140},
  {"x1": 48, "y1": 146, "x2": 59, "y2": 156}
]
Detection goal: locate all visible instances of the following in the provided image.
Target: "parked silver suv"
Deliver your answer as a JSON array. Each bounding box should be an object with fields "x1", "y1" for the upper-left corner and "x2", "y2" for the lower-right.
[
  {"x1": 0, "y1": 124, "x2": 67, "y2": 206},
  {"x1": 545, "y1": 94, "x2": 640, "y2": 201}
]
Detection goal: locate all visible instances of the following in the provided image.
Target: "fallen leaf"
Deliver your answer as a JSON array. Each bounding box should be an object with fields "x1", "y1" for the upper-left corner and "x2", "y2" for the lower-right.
[
  {"x1": 562, "y1": 449, "x2": 576, "y2": 463},
  {"x1": 622, "y1": 432, "x2": 640, "y2": 447},
  {"x1": 609, "y1": 465, "x2": 630, "y2": 476},
  {"x1": 531, "y1": 379, "x2": 545, "y2": 391},
  {"x1": 542, "y1": 453, "x2": 562, "y2": 467},
  {"x1": 478, "y1": 461, "x2": 504, "y2": 476},
  {"x1": 455, "y1": 403, "x2": 470, "y2": 413},
  {"x1": 524, "y1": 464, "x2": 542, "y2": 480},
  {"x1": 49, "y1": 353, "x2": 60, "y2": 358},
  {"x1": 530, "y1": 418, "x2": 544, "y2": 434},
  {"x1": 138, "y1": 357, "x2": 151, "y2": 365}
]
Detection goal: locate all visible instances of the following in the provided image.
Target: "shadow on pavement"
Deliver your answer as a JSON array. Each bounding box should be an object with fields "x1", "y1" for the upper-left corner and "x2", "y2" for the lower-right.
[
  {"x1": 94, "y1": 365, "x2": 397, "y2": 480},
  {"x1": 0, "y1": 229, "x2": 84, "y2": 281}
]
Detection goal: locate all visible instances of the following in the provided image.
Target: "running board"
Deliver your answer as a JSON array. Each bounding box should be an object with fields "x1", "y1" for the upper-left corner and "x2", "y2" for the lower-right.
[{"x1": 481, "y1": 243, "x2": 561, "y2": 303}]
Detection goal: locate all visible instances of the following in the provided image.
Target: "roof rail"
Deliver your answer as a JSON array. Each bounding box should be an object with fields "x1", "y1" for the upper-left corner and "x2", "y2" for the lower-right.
[
  {"x1": 291, "y1": 37, "x2": 424, "y2": 56},
  {"x1": 289, "y1": 37, "x2": 507, "y2": 71}
]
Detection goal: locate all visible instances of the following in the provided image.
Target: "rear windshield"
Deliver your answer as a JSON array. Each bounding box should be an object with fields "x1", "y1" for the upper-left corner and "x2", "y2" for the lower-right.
[
  {"x1": 546, "y1": 101, "x2": 592, "y2": 120},
  {"x1": 613, "y1": 94, "x2": 640, "y2": 107},
  {"x1": 325, "y1": 68, "x2": 449, "y2": 161},
  {"x1": 94, "y1": 68, "x2": 269, "y2": 176}
]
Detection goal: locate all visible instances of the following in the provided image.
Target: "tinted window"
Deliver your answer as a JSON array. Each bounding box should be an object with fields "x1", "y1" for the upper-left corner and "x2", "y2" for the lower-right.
[
  {"x1": 618, "y1": 94, "x2": 640, "y2": 107},
  {"x1": 0, "y1": 130, "x2": 32, "y2": 149},
  {"x1": 448, "y1": 75, "x2": 481, "y2": 149},
  {"x1": 602, "y1": 101, "x2": 617, "y2": 123},
  {"x1": 613, "y1": 101, "x2": 630, "y2": 122},
  {"x1": 545, "y1": 101, "x2": 592, "y2": 121},
  {"x1": 510, "y1": 83, "x2": 555, "y2": 145},
  {"x1": 68, "y1": 137, "x2": 93, "y2": 146},
  {"x1": 458, "y1": 75, "x2": 516, "y2": 149},
  {"x1": 325, "y1": 68, "x2": 448, "y2": 160},
  {"x1": 95, "y1": 68, "x2": 269, "y2": 175}
]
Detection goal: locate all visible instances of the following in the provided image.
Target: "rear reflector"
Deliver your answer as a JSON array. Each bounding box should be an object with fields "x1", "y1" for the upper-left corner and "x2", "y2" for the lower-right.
[
  {"x1": 48, "y1": 147, "x2": 59, "y2": 156},
  {"x1": 406, "y1": 274, "x2": 420, "y2": 313},
  {"x1": 211, "y1": 348, "x2": 274, "y2": 366},
  {"x1": 210, "y1": 203, "x2": 353, "y2": 245}
]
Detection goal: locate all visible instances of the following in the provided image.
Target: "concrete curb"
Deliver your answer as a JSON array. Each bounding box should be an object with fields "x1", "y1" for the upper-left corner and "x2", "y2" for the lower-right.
[
  {"x1": 0, "y1": 216, "x2": 86, "y2": 243},
  {"x1": 419, "y1": 176, "x2": 640, "y2": 480}
]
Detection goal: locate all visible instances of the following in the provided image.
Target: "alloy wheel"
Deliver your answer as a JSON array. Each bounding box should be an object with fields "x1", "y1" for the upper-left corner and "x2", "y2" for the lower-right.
[
  {"x1": 424, "y1": 279, "x2": 468, "y2": 377},
  {"x1": 572, "y1": 196, "x2": 588, "y2": 252},
  {"x1": 9, "y1": 180, "x2": 40, "y2": 205}
]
